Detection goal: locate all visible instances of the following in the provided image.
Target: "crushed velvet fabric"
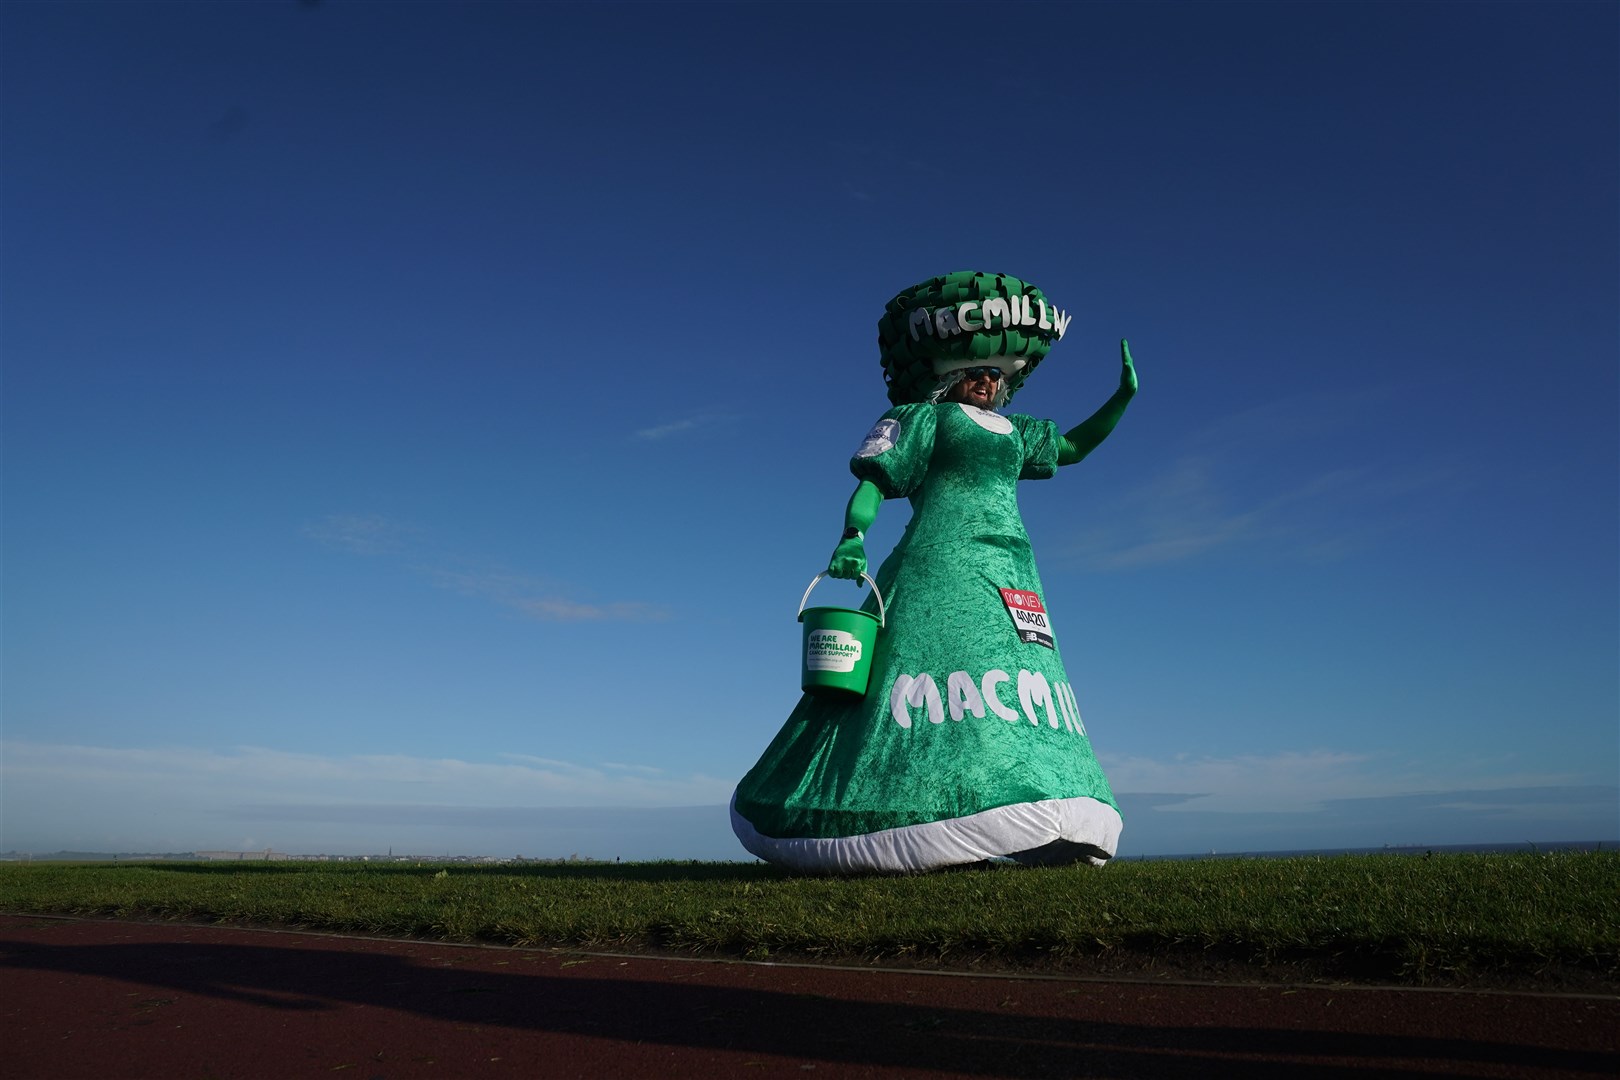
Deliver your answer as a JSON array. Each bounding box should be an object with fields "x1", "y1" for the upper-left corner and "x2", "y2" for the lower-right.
[{"x1": 732, "y1": 401, "x2": 1121, "y2": 872}]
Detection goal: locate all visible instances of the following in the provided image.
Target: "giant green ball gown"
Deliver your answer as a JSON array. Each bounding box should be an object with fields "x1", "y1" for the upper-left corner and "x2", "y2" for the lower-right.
[{"x1": 732, "y1": 406, "x2": 1123, "y2": 871}]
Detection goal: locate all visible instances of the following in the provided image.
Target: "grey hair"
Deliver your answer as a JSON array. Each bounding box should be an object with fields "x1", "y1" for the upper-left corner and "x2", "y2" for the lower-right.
[{"x1": 925, "y1": 368, "x2": 1011, "y2": 409}]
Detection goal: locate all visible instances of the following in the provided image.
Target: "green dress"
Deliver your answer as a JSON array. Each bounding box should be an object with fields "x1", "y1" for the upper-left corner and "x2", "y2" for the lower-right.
[{"x1": 731, "y1": 401, "x2": 1123, "y2": 872}]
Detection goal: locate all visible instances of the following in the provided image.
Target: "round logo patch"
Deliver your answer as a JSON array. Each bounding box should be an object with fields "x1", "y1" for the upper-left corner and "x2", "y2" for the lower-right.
[{"x1": 855, "y1": 418, "x2": 901, "y2": 457}]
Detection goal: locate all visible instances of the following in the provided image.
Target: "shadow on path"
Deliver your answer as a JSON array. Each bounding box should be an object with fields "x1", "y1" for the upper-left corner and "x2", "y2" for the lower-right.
[{"x1": 4, "y1": 933, "x2": 1614, "y2": 1078}]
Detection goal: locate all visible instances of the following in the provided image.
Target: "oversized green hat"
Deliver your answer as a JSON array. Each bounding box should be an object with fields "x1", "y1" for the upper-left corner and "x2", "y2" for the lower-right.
[{"x1": 877, "y1": 270, "x2": 1072, "y2": 406}]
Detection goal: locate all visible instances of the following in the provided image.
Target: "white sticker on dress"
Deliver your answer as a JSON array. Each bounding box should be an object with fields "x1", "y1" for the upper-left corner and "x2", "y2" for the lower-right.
[{"x1": 957, "y1": 403, "x2": 1013, "y2": 434}]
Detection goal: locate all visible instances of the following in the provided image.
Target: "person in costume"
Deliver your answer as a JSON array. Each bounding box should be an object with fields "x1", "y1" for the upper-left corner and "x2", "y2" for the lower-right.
[{"x1": 731, "y1": 271, "x2": 1137, "y2": 873}]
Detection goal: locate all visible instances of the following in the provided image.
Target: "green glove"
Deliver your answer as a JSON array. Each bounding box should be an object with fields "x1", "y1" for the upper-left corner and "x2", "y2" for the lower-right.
[
  {"x1": 826, "y1": 481, "x2": 882, "y2": 580},
  {"x1": 1118, "y1": 338, "x2": 1139, "y2": 396},
  {"x1": 1057, "y1": 338, "x2": 1138, "y2": 466},
  {"x1": 827, "y1": 536, "x2": 867, "y2": 581}
]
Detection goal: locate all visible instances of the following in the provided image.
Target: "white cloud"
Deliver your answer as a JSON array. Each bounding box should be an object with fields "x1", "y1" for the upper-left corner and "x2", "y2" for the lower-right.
[
  {"x1": 3, "y1": 741, "x2": 1610, "y2": 858},
  {"x1": 599, "y1": 761, "x2": 664, "y2": 775},
  {"x1": 1103, "y1": 747, "x2": 1591, "y2": 814},
  {"x1": 302, "y1": 513, "x2": 413, "y2": 555},
  {"x1": 1063, "y1": 391, "x2": 1466, "y2": 569},
  {"x1": 430, "y1": 568, "x2": 668, "y2": 622},
  {"x1": 497, "y1": 753, "x2": 602, "y2": 774},
  {"x1": 635, "y1": 418, "x2": 701, "y2": 440},
  {"x1": 1179, "y1": 389, "x2": 1377, "y2": 455},
  {"x1": 301, "y1": 515, "x2": 666, "y2": 623},
  {"x1": 1, "y1": 741, "x2": 736, "y2": 852},
  {"x1": 633, "y1": 413, "x2": 735, "y2": 441}
]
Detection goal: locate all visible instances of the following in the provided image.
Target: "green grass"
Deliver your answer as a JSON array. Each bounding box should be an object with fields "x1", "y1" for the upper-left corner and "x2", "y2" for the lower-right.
[{"x1": 2, "y1": 852, "x2": 1616, "y2": 988}]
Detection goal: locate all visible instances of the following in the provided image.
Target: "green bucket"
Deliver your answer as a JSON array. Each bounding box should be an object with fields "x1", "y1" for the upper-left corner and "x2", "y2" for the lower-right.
[{"x1": 798, "y1": 572, "x2": 887, "y2": 698}]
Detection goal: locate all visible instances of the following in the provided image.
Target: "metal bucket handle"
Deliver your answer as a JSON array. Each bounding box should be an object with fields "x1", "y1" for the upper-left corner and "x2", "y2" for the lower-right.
[{"x1": 798, "y1": 573, "x2": 886, "y2": 629}]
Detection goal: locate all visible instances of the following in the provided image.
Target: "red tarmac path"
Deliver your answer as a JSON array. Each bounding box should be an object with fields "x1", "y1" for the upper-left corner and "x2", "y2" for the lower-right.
[{"x1": 1, "y1": 914, "x2": 1615, "y2": 1079}]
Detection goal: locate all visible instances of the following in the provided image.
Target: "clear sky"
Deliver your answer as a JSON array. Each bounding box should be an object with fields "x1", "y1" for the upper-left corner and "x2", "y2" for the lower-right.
[{"x1": 3, "y1": 1, "x2": 1615, "y2": 860}]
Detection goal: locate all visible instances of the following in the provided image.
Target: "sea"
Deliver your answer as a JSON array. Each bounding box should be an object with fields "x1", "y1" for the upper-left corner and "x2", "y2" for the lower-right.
[{"x1": 1125, "y1": 839, "x2": 1613, "y2": 862}]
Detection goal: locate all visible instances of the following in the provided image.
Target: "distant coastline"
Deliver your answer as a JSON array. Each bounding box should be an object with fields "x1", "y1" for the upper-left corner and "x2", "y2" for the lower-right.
[
  {"x1": 1124, "y1": 839, "x2": 1613, "y2": 861},
  {"x1": 2, "y1": 839, "x2": 1611, "y2": 864}
]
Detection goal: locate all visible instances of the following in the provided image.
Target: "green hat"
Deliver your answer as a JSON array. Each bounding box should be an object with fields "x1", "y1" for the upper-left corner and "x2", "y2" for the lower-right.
[{"x1": 877, "y1": 271, "x2": 1073, "y2": 406}]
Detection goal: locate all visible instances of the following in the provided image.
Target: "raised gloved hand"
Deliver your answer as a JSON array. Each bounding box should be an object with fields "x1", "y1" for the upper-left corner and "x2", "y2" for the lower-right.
[
  {"x1": 1119, "y1": 338, "x2": 1138, "y2": 397},
  {"x1": 1057, "y1": 338, "x2": 1139, "y2": 466}
]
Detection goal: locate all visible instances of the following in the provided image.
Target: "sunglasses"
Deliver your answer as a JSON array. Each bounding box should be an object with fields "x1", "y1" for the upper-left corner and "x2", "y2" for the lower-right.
[{"x1": 961, "y1": 366, "x2": 1004, "y2": 382}]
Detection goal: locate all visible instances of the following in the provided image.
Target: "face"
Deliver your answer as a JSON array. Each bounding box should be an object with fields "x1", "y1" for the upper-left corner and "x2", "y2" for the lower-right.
[{"x1": 945, "y1": 366, "x2": 1004, "y2": 408}]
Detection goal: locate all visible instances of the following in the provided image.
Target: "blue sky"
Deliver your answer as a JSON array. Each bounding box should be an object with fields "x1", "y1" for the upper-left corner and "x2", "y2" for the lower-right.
[{"x1": 3, "y1": 1, "x2": 1615, "y2": 859}]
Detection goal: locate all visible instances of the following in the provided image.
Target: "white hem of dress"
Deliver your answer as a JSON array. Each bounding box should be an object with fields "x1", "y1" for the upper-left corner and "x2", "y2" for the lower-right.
[{"x1": 730, "y1": 793, "x2": 1122, "y2": 873}]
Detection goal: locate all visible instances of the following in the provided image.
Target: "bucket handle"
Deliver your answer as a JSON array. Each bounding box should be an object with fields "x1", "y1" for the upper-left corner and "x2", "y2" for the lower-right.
[{"x1": 798, "y1": 572, "x2": 886, "y2": 629}]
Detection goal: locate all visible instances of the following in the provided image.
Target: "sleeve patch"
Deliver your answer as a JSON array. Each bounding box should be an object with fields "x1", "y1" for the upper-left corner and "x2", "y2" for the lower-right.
[{"x1": 855, "y1": 418, "x2": 901, "y2": 458}]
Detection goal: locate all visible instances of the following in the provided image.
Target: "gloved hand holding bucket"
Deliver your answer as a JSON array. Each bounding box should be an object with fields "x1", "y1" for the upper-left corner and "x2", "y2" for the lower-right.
[{"x1": 798, "y1": 573, "x2": 886, "y2": 698}]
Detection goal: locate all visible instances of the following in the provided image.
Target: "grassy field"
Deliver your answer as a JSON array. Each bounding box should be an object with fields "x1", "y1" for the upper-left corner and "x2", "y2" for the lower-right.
[{"x1": 2, "y1": 851, "x2": 1615, "y2": 989}]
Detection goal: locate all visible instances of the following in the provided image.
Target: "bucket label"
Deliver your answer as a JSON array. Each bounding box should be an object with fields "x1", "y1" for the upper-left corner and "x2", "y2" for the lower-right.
[
  {"x1": 807, "y1": 628, "x2": 863, "y2": 672},
  {"x1": 999, "y1": 588, "x2": 1054, "y2": 649}
]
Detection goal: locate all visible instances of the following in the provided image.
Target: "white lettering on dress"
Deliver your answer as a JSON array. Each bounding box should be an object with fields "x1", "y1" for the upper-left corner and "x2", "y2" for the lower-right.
[
  {"x1": 893, "y1": 667, "x2": 1089, "y2": 739},
  {"x1": 891, "y1": 673, "x2": 943, "y2": 728},
  {"x1": 1058, "y1": 681, "x2": 1086, "y2": 735},
  {"x1": 981, "y1": 669, "x2": 1021, "y2": 723},
  {"x1": 946, "y1": 670, "x2": 985, "y2": 721},
  {"x1": 1018, "y1": 669, "x2": 1058, "y2": 729}
]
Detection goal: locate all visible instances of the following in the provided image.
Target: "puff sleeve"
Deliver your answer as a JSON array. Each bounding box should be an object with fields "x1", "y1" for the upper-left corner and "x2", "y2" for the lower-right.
[
  {"x1": 1010, "y1": 414, "x2": 1061, "y2": 481},
  {"x1": 849, "y1": 403, "x2": 937, "y2": 499}
]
